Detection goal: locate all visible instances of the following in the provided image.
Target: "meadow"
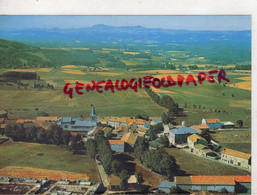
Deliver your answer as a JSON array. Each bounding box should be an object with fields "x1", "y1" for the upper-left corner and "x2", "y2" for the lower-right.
[
  {"x1": 165, "y1": 148, "x2": 250, "y2": 176},
  {"x1": 0, "y1": 141, "x2": 100, "y2": 182}
]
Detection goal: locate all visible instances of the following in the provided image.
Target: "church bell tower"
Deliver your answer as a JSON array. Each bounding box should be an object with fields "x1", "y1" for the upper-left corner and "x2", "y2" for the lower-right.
[{"x1": 90, "y1": 104, "x2": 97, "y2": 122}]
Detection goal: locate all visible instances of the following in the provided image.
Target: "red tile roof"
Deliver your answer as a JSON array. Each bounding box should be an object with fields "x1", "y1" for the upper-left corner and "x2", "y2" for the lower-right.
[
  {"x1": 205, "y1": 119, "x2": 220, "y2": 123},
  {"x1": 109, "y1": 140, "x2": 125, "y2": 145},
  {"x1": 232, "y1": 176, "x2": 251, "y2": 183},
  {"x1": 192, "y1": 176, "x2": 235, "y2": 185},
  {"x1": 0, "y1": 118, "x2": 5, "y2": 123}
]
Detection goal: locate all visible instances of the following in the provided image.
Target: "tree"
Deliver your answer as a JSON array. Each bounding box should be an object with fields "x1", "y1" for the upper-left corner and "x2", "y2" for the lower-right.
[
  {"x1": 200, "y1": 129, "x2": 212, "y2": 143},
  {"x1": 135, "y1": 171, "x2": 144, "y2": 184},
  {"x1": 111, "y1": 160, "x2": 122, "y2": 176},
  {"x1": 160, "y1": 136, "x2": 169, "y2": 147},
  {"x1": 237, "y1": 120, "x2": 244, "y2": 128},
  {"x1": 86, "y1": 139, "x2": 97, "y2": 158},
  {"x1": 161, "y1": 112, "x2": 170, "y2": 124},
  {"x1": 119, "y1": 170, "x2": 130, "y2": 190}
]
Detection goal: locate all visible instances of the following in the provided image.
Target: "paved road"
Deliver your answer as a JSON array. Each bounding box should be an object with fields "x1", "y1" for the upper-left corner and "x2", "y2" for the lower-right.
[{"x1": 95, "y1": 157, "x2": 109, "y2": 188}]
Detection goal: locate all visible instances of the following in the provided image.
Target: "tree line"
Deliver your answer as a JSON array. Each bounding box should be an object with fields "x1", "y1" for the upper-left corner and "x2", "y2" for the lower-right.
[{"x1": 134, "y1": 137, "x2": 183, "y2": 180}]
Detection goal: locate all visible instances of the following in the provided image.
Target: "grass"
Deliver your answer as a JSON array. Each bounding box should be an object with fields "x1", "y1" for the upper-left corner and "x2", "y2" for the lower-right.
[
  {"x1": 211, "y1": 130, "x2": 251, "y2": 153},
  {"x1": 165, "y1": 148, "x2": 249, "y2": 176},
  {"x1": 0, "y1": 141, "x2": 100, "y2": 182}
]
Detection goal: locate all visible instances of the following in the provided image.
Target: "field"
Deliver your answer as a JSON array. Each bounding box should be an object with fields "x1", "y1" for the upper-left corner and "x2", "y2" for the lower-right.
[
  {"x1": 0, "y1": 66, "x2": 251, "y2": 128},
  {"x1": 0, "y1": 141, "x2": 100, "y2": 182},
  {"x1": 165, "y1": 148, "x2": 249, "y2": 176},
  {"x1": 211, "y1": 130, "x2": 251, "y2": 153}
]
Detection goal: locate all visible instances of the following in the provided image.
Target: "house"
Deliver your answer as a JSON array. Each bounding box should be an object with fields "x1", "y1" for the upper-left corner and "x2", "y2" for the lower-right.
[
  {"x1": 221, "y1": 148, "x2": 251, "y2": 169},
  {"x1": 169, "y1": 127, "x2": 199, "y2": 145},
  {"x1": 187, "y1": 134, "x2": 207, "y2": 149},
  {"x1": 115, "y1": 126, "x2": 127, "y2": 136},
  {"x1": 121, "y1": 132, "x2": 138, "y2": 151},
  {"x1": 233, "y1": 176, "x2": 251, "y2": 194},
  {"x1": 175, "y1": 175, "x2": 235, "y2": 192},
  {"x1": 202, "y1": 118, "x2": 222, "y2": 129},
  {"x1": 103, "y1": 127, "x2": 113, "y2": 137},
  {"x1": 221, "y1": 121, "x2": 235, "y2": 129},
  {"x1": 108, "y1": 140, "x2": 125, "y2": 152},
  {"x1": 107, "y1": 117, "x2": 128, "y2": 129},
  {"x1": 187, "y1": 134, "x2": 213, "y2": 157},
  {"x1": 36, "y1": 116, "x2": 59, "y2": 124},
  {"x1": 108, "y1": 175, "x2": 121, "y2": 191},
  {"x1": 193, "y1": 144, "x2": 213, "y2": 157},
  {"x1": 158, "y1": 181, "x2": 176, "y2": 193},
  {"x1": 87, "y1": 126, "x2": 102, "y2": 139}
]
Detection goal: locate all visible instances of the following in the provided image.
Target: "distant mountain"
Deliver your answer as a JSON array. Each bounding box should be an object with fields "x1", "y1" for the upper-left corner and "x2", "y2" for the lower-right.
[{"x1": 0, "y1": 24, "x2": 251, "y2": 45}]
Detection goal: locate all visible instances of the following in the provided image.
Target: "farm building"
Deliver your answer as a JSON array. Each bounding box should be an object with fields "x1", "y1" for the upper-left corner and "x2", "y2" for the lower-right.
[
  {"x1": 158, "y1": 181, "x2": 176, "y2": 193},
  {"x1": 121, "y1": 132, "x2": 138, "y2": 151},
  {"x1": 221, "y1": 148, "x2": 251, "y2": 170},
  {"x1": 187, "y1": 134, "x2": 207, "y2": 149},
  {"x1": 175, "y1": 175, "x2": 235, "y2": 192},
  {"x1": 187, "y1": 134, "x2": 213, "y2": 157},
  {"x1": 108, "y1": 140, "x2": 125, "y2": 152},
  {"x1": 202, "y1": 118, "x2": 222, "y2": 129},
  {"x1": 108, "y1": 175, "x2": 121, "y2": 191},
  {"x1": 221, "y1": 121, "x2": 235, "y2": 129},
  {"x1": 169, "y1": 127, "x2": 199, "y2": 145}
]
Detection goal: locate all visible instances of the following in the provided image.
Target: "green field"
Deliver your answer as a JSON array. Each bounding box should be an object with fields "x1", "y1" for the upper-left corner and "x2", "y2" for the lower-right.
[
  {"x1": 165, "y1": 147, "x2": 250, "y2": 176},
  {"x1": 212, "y1": 130, "x2": 251, "y2": 153},
  {"x1": 0, "y1": 141, "x2": 100, "y2": 182}
]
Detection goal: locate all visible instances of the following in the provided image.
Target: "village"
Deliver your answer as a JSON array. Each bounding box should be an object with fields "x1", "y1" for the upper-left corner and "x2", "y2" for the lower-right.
[{"x1": 0, "y1": 105, "x2": 251, "y2": 194}]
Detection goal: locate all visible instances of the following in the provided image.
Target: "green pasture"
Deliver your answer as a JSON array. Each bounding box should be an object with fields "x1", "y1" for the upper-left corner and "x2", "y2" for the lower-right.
[{"x1": 0, "y1": 141, "x2": 100, "y2": 182}]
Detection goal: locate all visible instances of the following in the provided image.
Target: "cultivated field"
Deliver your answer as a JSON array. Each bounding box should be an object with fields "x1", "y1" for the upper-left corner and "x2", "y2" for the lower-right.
[{"x1": 0, "y1": 141, "x2": 100, "y2": 182}]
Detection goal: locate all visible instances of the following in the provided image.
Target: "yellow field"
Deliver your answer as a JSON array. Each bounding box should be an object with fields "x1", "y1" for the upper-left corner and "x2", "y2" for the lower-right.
[
  {"x1": 61, "y1": 69, "x2": 86, "y2": 75},
  {"x1": 138, "y1": 70, "x2": 179, "y2": 74},
  {"x1": 198, "y1": 57, "x2": 205, "y2": 60},
  {"x1": 123, "y1": 51, "x2": 140, "y2": 55},
  {"x1": 153, "y1": 73, "x2": 198, "y2": 80},
  {"x1": 170, "y1": 58, "x2": 177, "y2": 61},
  {"x1": 61, "y1": 65, "x2": 77, "y2": 69},
  {"x1": 228, "y1": 81, "x2": 251, "y2": 91},
  {"x1": 238, "y1": 76, "x2": 251, "y2": 81},
  {"x1": 8, "y1": 69, "x2": 36, "y2": 72},
  {"x1": 74, "y1": 48, "x2": 89, "y2": 50},
  {"x1": 38, "y1": 68, "x2": 52, "y2": 72},
  {"x1": 0, "y1": 166, "x2": 89, "y2": 181}
]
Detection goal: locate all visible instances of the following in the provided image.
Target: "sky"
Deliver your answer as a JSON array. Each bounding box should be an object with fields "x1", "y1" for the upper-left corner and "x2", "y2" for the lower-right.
[{"x1": 0, "y1": 16, "x2": 251, "y2": 31}]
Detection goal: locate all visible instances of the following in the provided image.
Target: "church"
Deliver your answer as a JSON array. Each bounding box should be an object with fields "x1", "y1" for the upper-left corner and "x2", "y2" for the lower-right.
[{"x1": 57, "y1": 105, "x2": 97, "y2": 132}]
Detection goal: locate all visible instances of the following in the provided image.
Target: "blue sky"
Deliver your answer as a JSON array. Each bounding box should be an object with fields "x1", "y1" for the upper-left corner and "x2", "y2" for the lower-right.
[{"x1": 0, "y1": 16, "x2": 251, "y2": 31}]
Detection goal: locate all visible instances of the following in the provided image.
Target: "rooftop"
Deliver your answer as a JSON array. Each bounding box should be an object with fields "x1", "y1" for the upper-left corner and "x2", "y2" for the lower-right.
[
  {"x1": 188, "y1": 134, "x2": 206, "y2": 143},
  {"x1": 108, "y1": 140, "x2": 124, "y2": 145},
  {"x1": 121, "y1": 132, "x2": 138, "y2": 146},
  {"x1": 192, "y1": 176, "x2": 235, "y2": 185},
  {"x1": 222, "y1": 148, "x2": 251, "y2": 160},
  {"x1": 232, "y1": 176, "x2": 251, "y2": 183},
  {"x1": 170, "y1": 127, "x2": 199, "y2": 135},
  {"x1": 204, "y1": 118, "x2": 221, "y2": 123},
  {"x1": 158, "y1": 181, "x2": 176, "y2": 188}
]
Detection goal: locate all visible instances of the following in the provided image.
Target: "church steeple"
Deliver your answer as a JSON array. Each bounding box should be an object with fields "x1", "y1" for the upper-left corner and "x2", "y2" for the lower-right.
[{"x1": 90, "y1": 104, "x2": 97, "y2": 122}]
